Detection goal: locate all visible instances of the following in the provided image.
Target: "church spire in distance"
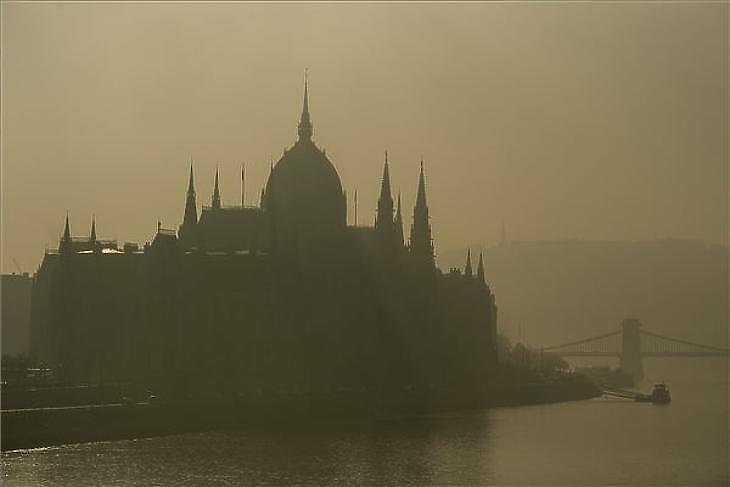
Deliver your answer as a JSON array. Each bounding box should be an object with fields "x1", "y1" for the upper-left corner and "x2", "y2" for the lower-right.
[
  {"x1": 465, "y1": 249, "x2": 473, "y2": 277},
  {"x1": 298, "y1": 69, "x2": 313, "y2": 141},
  {"x1": 212, "y1": 167, "x2": 221, "y2": 209}
]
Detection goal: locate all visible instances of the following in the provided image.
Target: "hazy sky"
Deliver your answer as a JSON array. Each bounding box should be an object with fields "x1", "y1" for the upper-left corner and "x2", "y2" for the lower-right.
[{"x1": 2, "y1": 3, "x2": 727, "y2": 273}]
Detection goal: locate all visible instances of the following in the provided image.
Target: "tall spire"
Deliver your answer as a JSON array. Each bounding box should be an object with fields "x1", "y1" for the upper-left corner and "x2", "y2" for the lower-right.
[
  {"x1": 60, "y1": 212, "x2": 71, "y2": 253},
  {"x1": 297, "y1": 69, "x2": 313, "y2": 141},
  {"x1": 179, "y1": 162, "x2": 199, "y2": 249},
  {"x1": 90, "y1": 216, "x2": 97, "y2": 243},
  {"x1": 394, "y1": 192, "x2": 404, "y2": 246},
  {"x1": 465, "y1": 249, "x2": 473, "y2": 277},
  {"x1": 187, "y1": 162, "x2": 195, "y2": 193},
  {"x1": 375, "y1": 151, "x2": 394, "y2": 232},
  {"x1": 63, "y1": 212, "x2": 70, "y2": 241},
  {"x1": 212, "y1": 167, "x2": 221, "y2": 209},
  {"x1": 409, "y1": 161, "x2": 434, "y2": 266},
  {"x1": 477, "y1": 252, "x2": 485, "y2": 282},
  {"x1": 183, "y1": 162, "x2": 198, "y2": 226},
  {"x1": 416, "y1": 160, "x2": 427, "y2": 210}
]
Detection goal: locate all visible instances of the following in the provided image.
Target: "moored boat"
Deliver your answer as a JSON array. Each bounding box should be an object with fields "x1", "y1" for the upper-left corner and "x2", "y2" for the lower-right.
[{"x1": 650, "y1": 382, "x2": 671, "y2": 404}]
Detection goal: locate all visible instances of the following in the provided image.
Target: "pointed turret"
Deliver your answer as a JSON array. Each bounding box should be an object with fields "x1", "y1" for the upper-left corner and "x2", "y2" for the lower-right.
[
  {"x1": 187, "y1": 162, "x2": 195, "y2": 192},
  {"x1": 394, "y1": 192, "x2": 404, "y2": 246},
  {"x1": 464, "y1": 249, "x2": 473, "y2": 277},
  {"x1": 477, "y1": 252, "x2": 485, "y2": 283},
  {"x1": 183, "y1": 163, "x2": 197, "y2": 225},
  {"x1": 90, "y1": 217, "x2": 97, "y2": 243},
  {"x1": 179, "y1": 162, "x2": 199, "y2": 249},
  {"x1": 375, "y1": 151, "x2": 394, "y2": 232},
  {"x1": 212, "y1": 167, "x2": 221, "y2": 209},
  {"x1": 409, "y1": 161, "x2": 434, "y2": 266},
  {"x1": 297, "y1": 70, "x2": 313, "y2": 141},
  {"x1": 59, "y1": 213, "x2": 71, "y2": 253},
  {"x1": 63, "y1": 213, "x2": 70, "y2": 241},
  {"x1": 416, "y1": 161, "x2": 427, "y2": 209}
]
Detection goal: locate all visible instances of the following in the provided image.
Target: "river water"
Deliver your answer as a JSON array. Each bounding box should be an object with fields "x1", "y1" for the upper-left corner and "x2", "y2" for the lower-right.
[{"x1": 2, "y1": 359, "x2": 727, "y2": 486}]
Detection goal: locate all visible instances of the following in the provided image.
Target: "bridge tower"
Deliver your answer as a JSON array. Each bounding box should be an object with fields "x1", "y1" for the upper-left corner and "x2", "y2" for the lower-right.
[{"x1": 620, "y1": 318, "x2": 644, "y2": 383}]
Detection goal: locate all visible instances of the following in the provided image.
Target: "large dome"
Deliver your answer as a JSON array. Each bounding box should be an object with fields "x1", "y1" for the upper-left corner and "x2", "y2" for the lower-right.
[
  {"x1": 263, "y1": 81, "x2": 346, "y2": 238},
  {"x1": 265, "y1": 139, "x2": 345, "y2": 228}
]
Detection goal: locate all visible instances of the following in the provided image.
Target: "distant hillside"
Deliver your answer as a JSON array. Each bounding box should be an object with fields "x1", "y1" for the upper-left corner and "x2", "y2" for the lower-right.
[{"x1": 439, "y1": 240, "x2": 728, "y2": 348}]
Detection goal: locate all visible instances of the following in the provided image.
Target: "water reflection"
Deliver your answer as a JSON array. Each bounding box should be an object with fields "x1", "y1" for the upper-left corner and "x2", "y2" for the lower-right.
[
  {"x1": 3, "y1": 412, "x2": 495, "y2": 486},
  {"x1": 4, "y1": 359, "x2": 727, "y2": 486}
]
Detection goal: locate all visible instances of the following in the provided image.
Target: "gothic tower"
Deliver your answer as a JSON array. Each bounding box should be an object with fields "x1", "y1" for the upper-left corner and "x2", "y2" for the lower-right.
[
  {"x1": 59, "y1": 213, "x2": 71, "y2": 254},
  {"x1": 375, "y1": 152, "x2": 396, "y2": 249},
  {"x1": 409, "y1": 162, "x2": 434, "y2": 267},
  {"x1": 179, "y1": 164, "x2": 198, "y2": 248}
]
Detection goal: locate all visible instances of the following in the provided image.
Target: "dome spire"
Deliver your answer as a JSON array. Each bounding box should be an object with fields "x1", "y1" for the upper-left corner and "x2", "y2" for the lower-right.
[{"x1": 298, "y1": 69, "x2": 313, "y2": 141}]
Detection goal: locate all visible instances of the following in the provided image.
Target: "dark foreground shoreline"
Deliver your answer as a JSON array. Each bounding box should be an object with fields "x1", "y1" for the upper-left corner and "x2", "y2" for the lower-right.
[{"x1": 1, "y1": 377, "x2": 599, "y2": 451}]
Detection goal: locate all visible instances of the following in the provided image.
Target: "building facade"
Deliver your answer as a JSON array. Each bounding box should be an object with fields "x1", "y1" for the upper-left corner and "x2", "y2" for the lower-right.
[{"x1": 30, "y1": 81, "x2": 498, "y2": 408}]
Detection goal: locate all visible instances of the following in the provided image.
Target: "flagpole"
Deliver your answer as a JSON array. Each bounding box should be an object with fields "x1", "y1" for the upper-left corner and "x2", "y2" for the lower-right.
[{"x1": 241, "y1": 163, "x2": 245, "y2": 207}]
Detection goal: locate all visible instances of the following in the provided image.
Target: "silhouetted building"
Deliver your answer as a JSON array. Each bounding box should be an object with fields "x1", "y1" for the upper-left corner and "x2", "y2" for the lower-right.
[
  {"x1": 2, "y1": 273, "x2": 33, "y2": 357},
  {"x1": 30, "y1": 80, "x2": 498, "y2": 407}
]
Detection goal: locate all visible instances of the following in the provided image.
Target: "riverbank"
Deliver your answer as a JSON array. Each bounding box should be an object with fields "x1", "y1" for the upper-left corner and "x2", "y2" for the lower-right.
[{"x1": 1, "y1": 374, "x2": 599, "y2": 451}]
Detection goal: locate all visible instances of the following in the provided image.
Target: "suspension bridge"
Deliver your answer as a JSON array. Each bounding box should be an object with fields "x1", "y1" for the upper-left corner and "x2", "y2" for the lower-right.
[{"x1": 540, "y1": 318, "x2": 730, "y2": 381}]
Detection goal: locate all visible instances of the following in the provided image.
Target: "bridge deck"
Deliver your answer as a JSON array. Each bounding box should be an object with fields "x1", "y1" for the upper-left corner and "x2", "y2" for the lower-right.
[{"x1": 555, "y1": 351, "x2": 729, "y2": 358}]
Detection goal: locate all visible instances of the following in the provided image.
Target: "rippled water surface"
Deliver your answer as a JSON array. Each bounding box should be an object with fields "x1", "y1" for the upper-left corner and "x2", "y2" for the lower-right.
[{"x1": 3, "y1": 359, "x2": 727, "y2": 486}]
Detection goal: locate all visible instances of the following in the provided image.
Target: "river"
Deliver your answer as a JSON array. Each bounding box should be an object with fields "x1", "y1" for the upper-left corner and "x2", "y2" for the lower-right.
[{"x1": 2, "y1": 359, "x2": 727, "y2": 486}]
